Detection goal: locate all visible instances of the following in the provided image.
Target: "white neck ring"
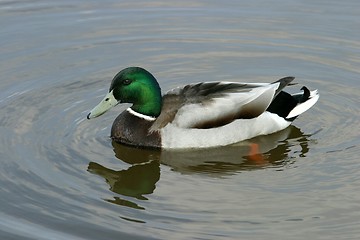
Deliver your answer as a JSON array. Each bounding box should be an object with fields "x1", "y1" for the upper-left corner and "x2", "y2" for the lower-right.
[{"x1": 126, "y1": 108, "x2": 156, "y2": 121}]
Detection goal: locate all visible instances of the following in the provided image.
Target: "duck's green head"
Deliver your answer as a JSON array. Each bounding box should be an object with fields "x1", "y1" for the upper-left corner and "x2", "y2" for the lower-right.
[{"x1": 87, "y1": 67, "x2": 162, "y2": 119}]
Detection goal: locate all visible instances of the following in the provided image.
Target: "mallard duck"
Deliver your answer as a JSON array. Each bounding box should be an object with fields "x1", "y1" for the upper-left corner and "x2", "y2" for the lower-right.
[{"x1": 87, "y1": 67, "x2": 319, "y2": 149}]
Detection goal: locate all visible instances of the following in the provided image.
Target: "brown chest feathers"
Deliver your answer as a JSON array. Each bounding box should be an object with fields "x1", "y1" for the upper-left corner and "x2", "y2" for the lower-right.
[{"x1": 111, "y1": 110, "x2": 161, "y2": 149}]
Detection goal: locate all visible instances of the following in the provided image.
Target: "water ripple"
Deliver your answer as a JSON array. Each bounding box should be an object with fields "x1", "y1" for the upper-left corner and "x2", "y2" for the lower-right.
[{"x1": 1, "y1": 1, "x2": 360, "y2": 239}]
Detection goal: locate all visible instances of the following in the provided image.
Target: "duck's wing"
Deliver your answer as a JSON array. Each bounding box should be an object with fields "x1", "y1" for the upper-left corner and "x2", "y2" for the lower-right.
[{"x1": 150, "y1": 77, "x2": 294, "y2": 131}]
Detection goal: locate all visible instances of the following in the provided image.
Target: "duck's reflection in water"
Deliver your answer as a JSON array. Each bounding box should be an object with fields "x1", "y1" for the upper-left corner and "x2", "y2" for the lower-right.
[
  {"x1": 88, "y1": 159, "x2": 160, "y2": 210},
  {"x1": 160, "y1": 125, "x2": 312, "y2": 175},
  {"x1": 88, "y1": 125, "x2": 314, "y2": 208}
]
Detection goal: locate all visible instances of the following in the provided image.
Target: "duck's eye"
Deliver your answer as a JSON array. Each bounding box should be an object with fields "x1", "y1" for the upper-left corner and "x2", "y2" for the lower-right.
[{"x1": 123, "y1": 79, "x2": 132, "y2": 85}]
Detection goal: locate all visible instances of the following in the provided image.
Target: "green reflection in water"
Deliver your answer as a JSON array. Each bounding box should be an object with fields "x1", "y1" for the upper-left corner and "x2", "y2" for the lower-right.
[{"x1": 88, "y1": 160, "x2": 160, "y2": 200}]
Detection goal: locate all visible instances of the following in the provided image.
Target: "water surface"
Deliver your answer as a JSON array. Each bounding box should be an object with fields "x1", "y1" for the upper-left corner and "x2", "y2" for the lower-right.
[{"x1": 1, "y1": 0, "x2": 360, "y2": 239}]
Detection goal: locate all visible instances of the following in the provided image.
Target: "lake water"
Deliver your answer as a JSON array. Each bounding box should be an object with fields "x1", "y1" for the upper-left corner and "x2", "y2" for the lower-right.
[{"x1": 1, "y1": 0, "x2": 360, "y2": 239}]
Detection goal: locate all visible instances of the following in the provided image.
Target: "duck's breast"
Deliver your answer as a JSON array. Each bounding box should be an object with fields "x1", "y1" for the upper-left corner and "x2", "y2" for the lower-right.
[{"x1": 111, "y1": 110, "x2": 161, "y2": 148}]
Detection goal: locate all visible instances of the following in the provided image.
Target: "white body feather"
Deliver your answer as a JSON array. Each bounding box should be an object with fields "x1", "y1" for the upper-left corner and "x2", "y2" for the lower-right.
[
  {"x1": 171, "y1": 82, "x2": 280, "y2": 128},
  {"x1": 161, "y1": 111, "x2": 291, "y2": 149},
  {"x1": 160, "y1": 82, "x2": 319, "y2": 149}
]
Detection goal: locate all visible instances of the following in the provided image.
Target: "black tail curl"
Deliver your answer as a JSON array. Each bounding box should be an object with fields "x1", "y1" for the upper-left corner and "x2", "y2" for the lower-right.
[{"x1": 267, "y1": 86, "x2": 310, "y2": 121}]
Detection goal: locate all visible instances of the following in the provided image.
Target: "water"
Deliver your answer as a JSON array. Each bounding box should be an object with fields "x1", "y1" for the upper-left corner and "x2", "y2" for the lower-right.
[{"x1": 1, "y1": 0, "x2": 360, "y2": 239}]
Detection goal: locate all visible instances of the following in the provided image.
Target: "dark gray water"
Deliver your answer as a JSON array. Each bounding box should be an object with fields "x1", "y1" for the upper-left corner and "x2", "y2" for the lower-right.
[{"x1": 1, "y1": 0, "x2": 360, "y2": 239}]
